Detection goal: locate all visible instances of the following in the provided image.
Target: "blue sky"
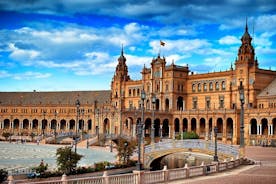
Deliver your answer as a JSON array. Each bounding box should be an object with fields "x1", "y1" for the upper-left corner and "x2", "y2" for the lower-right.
[{"x1": 0, "y1": 0, "x2": 276, "y2": 92}]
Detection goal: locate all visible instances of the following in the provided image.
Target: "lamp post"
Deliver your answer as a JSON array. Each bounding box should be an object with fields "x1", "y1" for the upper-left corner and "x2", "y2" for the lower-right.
[
  {"x1": 214, "y1": 126, "x2": 218, "y2": 161},
  {"x1": 81, "y1": 109, "x2": 84, "y2": 140},
  {"x1": 136, "y1": 89, "x2": 146, "y2": 170},
  {"x1": 54, "y1": 110, "x2": 58, "y2": 144},
  {"x1": 239, "y1": 82, "x2": 245, "y2": 155},
  {"x1": 42, "y1": 110, "x2": 46, "y2": 137},
  {"x1": 96, "y1": 108, "x2": 100, "y2": 143},
  {"x1": 75, "y1": 99, "x2": 80, "y2": 154},
  {"x1": 151, "y1": 94, "x2": 156, "y2": 145},
  {"x1": 124, "y1": 141, "x2": 128, "y2": 165}
]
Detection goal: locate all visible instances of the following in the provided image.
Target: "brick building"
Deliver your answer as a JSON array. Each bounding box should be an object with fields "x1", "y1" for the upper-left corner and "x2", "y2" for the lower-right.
[{"x1": 1, "y1": 23, "x2": 276, "y2": 145}]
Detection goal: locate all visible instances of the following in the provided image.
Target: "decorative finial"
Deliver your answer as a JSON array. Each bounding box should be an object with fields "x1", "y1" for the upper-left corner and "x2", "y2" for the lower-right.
[
  {"x1": 121, "y1": 44, "x2": 124, "y2": 56},
  {"x1": 245, "y1": 17, "x2": 248, "y2": 32}
]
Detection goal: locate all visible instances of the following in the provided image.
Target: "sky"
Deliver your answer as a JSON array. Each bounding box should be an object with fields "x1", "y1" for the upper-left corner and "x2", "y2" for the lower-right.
[{"x1": 0, "y1": 0, "x2": 276, "y2": 92}]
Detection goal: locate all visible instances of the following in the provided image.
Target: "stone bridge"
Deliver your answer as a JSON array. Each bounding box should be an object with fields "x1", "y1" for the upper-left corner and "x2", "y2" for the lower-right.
[{"x1": 143, "y1": 139, "x2": 240, "y2": 169}]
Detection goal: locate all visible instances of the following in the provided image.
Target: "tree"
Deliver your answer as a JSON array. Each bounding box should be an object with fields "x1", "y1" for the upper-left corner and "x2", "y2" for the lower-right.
[
  {"x1": 2, "y1": 132, "x2": 11, "y2": 141},
  {"x1": 0, "y1": 169, "x2": 8, "y2": 183},
  {"x1": 56, "y1": 146, "x2": 83, "y2": 174},
  {"x1": 116, "y1": 137, "x2": 136, "y2": 165}
]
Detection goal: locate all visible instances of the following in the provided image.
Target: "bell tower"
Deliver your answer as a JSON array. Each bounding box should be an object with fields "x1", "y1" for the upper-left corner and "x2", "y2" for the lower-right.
[
  {"x1": 235, "y1": 20, "x2": 258, "y2": 69},
  {"x1": 111, "y1": 46, "x2": 130, "y2": 107}
]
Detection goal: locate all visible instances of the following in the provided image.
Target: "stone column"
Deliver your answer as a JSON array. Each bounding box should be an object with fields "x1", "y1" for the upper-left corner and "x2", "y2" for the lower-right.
[
  {"x1": 188, "y1": 119, "x2": 191, "y2": 132},
  {"x1": 259, "y1": 124, "x2": 262, "y2": 135},
  {"x1": 271, "y1": 124, "x2": 274, "y2": 136},
  {"x1": 205, "y1": 121, "x2": 209, "y2": 140},
  {"x1": 222, "y1": 120, "x2": 227, "y2": 143},
  {"x1": 169, "y1": 125, "x2": 171, "y2": 138}
]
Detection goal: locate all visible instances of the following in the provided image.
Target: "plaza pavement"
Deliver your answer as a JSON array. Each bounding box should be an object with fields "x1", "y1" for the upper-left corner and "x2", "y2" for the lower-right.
[{"x1": 169, "y1": 146, "x2": 276, "y2": 184}]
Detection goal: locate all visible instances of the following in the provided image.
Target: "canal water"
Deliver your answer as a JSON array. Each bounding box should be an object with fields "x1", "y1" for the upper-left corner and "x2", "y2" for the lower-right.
[
  {"x1": 151, "y1": 152, "x2": 213, "y2": 170},
  {"x1": 0, "y1": 142, "x2": 116, "y2": 170}
]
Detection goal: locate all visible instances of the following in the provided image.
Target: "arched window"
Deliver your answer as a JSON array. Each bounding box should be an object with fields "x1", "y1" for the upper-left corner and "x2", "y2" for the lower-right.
[
  {"x1": 204, "y1": 83, "x2": 207, "y2": 91},
  {"x1": 222, "y1": 81, "x2": 226, "y2": 90},
  {"x1": 192, "y1": 84, "x2": 196, "y2": 92},
  {"x1": 198, "y1": 83, "x2": 201, "y2": 92},
  {"x1": 215, "y1": 82, "x2": 219, "y2": 90},
  {"x1": 209, "y1": 82, "x2": 213, "y2": 91}
]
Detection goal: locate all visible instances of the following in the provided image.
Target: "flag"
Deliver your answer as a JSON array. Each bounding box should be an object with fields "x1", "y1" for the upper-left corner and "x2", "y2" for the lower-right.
[{"x1": 160, "y1": 40, "x2": 165, "y2": 46}]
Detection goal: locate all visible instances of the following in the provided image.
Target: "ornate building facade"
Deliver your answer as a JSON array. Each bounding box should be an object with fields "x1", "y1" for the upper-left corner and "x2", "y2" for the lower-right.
[{"x1": 1, "y1": 24, "x2": 276, "y2": 145}]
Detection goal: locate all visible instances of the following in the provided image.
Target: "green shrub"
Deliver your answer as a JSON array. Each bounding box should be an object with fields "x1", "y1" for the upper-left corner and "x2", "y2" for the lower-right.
[
  {"x1": 0, "y1": 169, "x2": 8, "y2": 183},
  {"x1": 181, "y1": 131, "x2": 199, "y2": 139}
]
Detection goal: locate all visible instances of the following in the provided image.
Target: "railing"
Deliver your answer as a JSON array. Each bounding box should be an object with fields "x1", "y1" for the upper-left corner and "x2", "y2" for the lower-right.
[
  {"x1": 143, "y1": 170, "x2": 165, "y2": 184},
  {"x1": 145, "y1": 139, "x2": 239, "y2": 157},
  {"x1": 12, "y1": 158, "x2": 248, "y2": 184},
  {"x1": 7, "y1": 167, "x2": 33, "y2": 176}
]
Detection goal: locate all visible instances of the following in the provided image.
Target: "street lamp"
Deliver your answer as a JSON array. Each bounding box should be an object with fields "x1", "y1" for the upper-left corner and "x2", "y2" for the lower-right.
[
  {"x1": 239, "y1": 82, "x2": 245, "y2": 155},
  {"x1": 151, "y1": 94, "x2": 156, "y2": 145},
  {"x1": 96, "y1": 108, "x2": 100, "y2": 143},
  {"x1": 214, "y1": 126, "x2": 218, "y2": 161},
  {"x1": 42, "y1": 110, "x2": 46, "y2": 137},
  {"x1": 124, "y1": 141, "x2": 128, "y2": 165},
  {"x1": 75, "y1": 99, "x2": 80, "y2": 154},
  {"x1": 81, "y1": 109, "x2": 85, "y2": 140},
  {"x1": 136, "y1": 89, "x2": 146, "y2": 170},
  {"x1": 54, "y1": 110, "x2": 58, "y2": 144}
]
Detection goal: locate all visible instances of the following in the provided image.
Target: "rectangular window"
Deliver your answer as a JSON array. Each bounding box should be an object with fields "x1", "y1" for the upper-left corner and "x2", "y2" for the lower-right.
[
  {"x1": 219, "y1": 96, "x2": 224, "y2": 108},
  {"x1": 205, "y1": 96, "x2": 211, "y2": 109},
  {"x1": 192, "y1": 97, "x2": 198, "y2": 109}
]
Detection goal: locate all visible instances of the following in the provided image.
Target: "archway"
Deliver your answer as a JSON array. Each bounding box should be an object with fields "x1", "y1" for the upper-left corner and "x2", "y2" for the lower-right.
[
  {"x1": 163, "y1": 119, "x2": 169, "y2": 137},
  {"x1": 199, "y1": 118, "x2": 205, "y2": 138},
  {"x1": 69, "y1": 119, "x2": 75, "y2": 130},
  {"x1": 217, "y1": 118, "x2": 223, "y2": 140},
  {"x1": 183, "y1": 118, "x2": 188, "y2": 132},
  {"x1": 104, "y1": 118, "x2": 110, "y2": 134},
  {"x1": 191, "y1": 118, "x2": 196, "y2": 132},
  {"x1": 250, "y1": 119, "x2": 257, "y2": 135},
  {"x1": 60, "y1": 119, "x2": 66, "y2": 130},
  {"x1": 23, "y1": 119, "x2": 29, "y2": 129},
  {"x1": 156, "y1": 99, "x2": 160, "y2": 110},
  {"x1": 88, "y1": 119, "x2": 92, "y2": 130},
  {"x1": 174, "y1": 118, "x2": 180, "y2": 133},
  {"x1": 42, "y1": 119, "x2": 48, "y2": 132},
  {"x1": 208, "y1": 118, "x2": 213, "y2": 140},
  {"x1": 154, "y1": 119, "x2": 160, "y2": 137},
  {"x1": 165, "y1": 98, "x2": 169, "y2": 111},
  {"x1": 51, "y1": 119, "x2": 57, "y2": 130},
  {"x1": 261, "y1": 118, "x2": 268, "y2": 135},
  {"x1": 14, "y1": 119, "x2": 20, "y2": 130},
  {"x1": 177, "y1": 96, "x2": 183, "y2": 110},
  {"x1": 273, "y1": 118, "x2": 276, "y2": 135},
  {"x1": 32, "y1": 119, "x2": 38, "y2": 129},
  {"x1": 3, "y1": 119, "x2": 10, "y2": 129},
  {"x1": 145, "y1": 118, "x2": 151, "y2": 137},
  {"x1": 226, "y1": 118, "x2": 233, "y2": 141}
]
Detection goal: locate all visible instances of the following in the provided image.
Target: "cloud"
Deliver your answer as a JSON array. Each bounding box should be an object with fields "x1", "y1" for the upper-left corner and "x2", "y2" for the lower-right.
[
  {"x1": 8, "y1": 43, "x2": 40, "y2": 63},
  {"x1": 0, "y1": 70, "x2": 51, "y2": 80},
  {"x1": 219, "y1": 36, "x2": 240, "y2": 45},
  {"x1": 1, "y1": 1, "x2": 276, "y2": 25}
]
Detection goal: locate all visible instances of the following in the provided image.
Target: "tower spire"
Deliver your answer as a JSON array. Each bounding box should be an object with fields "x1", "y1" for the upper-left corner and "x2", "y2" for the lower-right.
[
  {"x1": 121, "y1": 44, "x2": 124, "y2": 56},
  {"x1": 245, "y1": 17, "x2": 248, "y2": 32}
]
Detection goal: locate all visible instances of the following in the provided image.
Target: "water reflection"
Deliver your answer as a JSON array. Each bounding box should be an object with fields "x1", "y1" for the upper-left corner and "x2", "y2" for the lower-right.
[
  {"x1": 0, "y1": 142, "x2": 116, "y2": 170},
  {"x1": 151, "y1": 152, "x2": 213, "y2": 170}
]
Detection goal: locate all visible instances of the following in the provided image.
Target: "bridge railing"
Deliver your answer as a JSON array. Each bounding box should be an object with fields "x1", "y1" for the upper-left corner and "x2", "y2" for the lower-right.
[
  {"x1": 145, "y1": 139, "x2": 239, "y2": 157},
  {"x1": 20, "y1": 158, "x2": 248, "y2": 184}
]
